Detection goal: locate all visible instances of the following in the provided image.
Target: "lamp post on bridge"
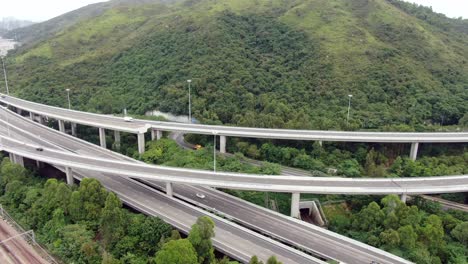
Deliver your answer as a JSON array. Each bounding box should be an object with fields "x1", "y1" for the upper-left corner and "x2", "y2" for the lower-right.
[
  {"x1": 187, "y1": 79, "x2": 192, "y2": 123},
  {"x1": 66, "y1": 89, "x2": 71, "y2": 109},
  {"x1": 346, "y1": 94, "x2": 353, "y2": 127}
]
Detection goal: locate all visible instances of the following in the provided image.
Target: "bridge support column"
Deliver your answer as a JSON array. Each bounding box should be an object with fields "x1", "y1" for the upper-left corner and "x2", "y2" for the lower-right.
[
  {"x1": 8, "y1": 153, "x2": 14, "y2": 162},
  {"x1": 71, "y1": 123, "x2": 77, "y2": 137},
  {"x1": 99, "y1": 128, "x2": 107, "y2": 149},
  {"x1": 16, "y1": 108, "x2": 22, "y2": 115},
  {"x1": 137, "y1": 133, "x2": 145, "y2": 154},
  {"x1": 290, "y1": 192, "x2": 300, "y2": 218},
  {"x1": 36, "y1": 160, "x2": 44, "y2": 169},
  {"x1": 114, "y1": 131, "x2": 121, "y2": 150},
  {"x1": 220, "y1": 135, "x2": 226, "y2": 154},
  {"x1": 400, "y1": 193, "x2": 407, "y2": 203},
  {"x1": 29, "y1": 112, "x2": 34, "y2": 120},
  {"x1": 58, "y1": 120, "x2": 66, "y2": 133},
  {"x1": 13, "y1": 155, "x2": 24, "y2": 167},
  {"x1": 65, "y1": 167, "x2": 74, "y2": 186},
  {"x1": 410, "y1": 142, "x2": 419, "y2": 161},
  {"x1": 38, "y1": 115, "x2": 45, "y2": 125},
  {"x1": 151, "y1": 129, "x2": 162, "y2": 140},
  {"x1": 318, "y1": 141, "x2": 323, "y2": 147},
  {"x1": 166, "y1": 182, "x2": 173, "y2": 197}
]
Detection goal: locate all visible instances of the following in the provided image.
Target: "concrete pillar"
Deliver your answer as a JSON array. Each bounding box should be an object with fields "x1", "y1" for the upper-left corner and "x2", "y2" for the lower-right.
[
  {"x1": 16, "y1": 108, "x2": 22, "y2": 115},
  {"x1": 166, "y1": 182, "x2": 173, "y2": 197},
  {"x1": 114, "y1": 130, "x2": 121, "y2": 150},
  {"x1": 290, "y1": 192, "x2": 300, "y2": 218},
  {"x1": 400, "y1": 193, "x2": 407, "y2": 203},
  {"x1": 137, "y1": 133, "x2": 145, "y2": 154},
  {"x1": 8, "y1": 153, "x2": 14, "y2": 162},
  {"x1": 318, "y1": 141, "x2": 323, "y2": 147},
  {"x1": 58, "y1": 120, "x2": 65, "y2": 133},
  {"x1": 13, "y1": 155, "x2": 24, "y2": 167},
  {"x1": 99, "y1": 128, "x2": 107, "y2": 149},
  {"x1": 38, "y1": 115, "x2": 45, "y2": 125},
  {"x1": 220, "y1": 135, "x2": 226, "y2": 154},
  {"x1": 410, "y1": 142, "x2": 419, "y2": 161},
  {"x1": 36, "y1": 160, "x2": 44, "y2": 169},
  {"x1": 65, "y1": 167, "x2": 74, "y2": 185},
  {"x1": 71, "y1": 123, "x2": 77, "y2": 137},
  {"x1": 29, "y1": 112, "x2": 34, "y2": 120},
  {"x1": 151, "y1": 129, "x2": 162, "y2": 140}
]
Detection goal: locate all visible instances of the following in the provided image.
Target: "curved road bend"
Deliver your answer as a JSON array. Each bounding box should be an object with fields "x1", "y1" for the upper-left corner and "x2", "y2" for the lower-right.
[
  {"x1": 1, "y1": 94, "x2": 467, "y2": 143},
  {"x1": 0, "y1": 110, "x2": 412, "y2": 264},
  {"x1": 0, "y1": 109, "x2": 321, "y2": 264}
]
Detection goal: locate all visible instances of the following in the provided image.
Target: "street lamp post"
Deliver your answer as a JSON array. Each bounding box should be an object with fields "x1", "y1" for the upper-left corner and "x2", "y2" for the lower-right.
[
  {"x1": 1, "y1": 56, "x2": 9, "y2": 95},
  {"x1": 212, "y1": 130, "x2": 218, "y2": 172},
  {"x1": 346, "y1": 94, "x2": 353, "y2": 127},
  {"x1": 66, "y1": 89, "x2": 71, "y2": 109},
  {"x1": 187, "y1": 80, "x2": 192, "y2": 123}
]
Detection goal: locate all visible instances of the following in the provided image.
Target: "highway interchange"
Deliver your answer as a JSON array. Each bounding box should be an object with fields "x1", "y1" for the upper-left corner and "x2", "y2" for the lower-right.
[
  {"x1": 0, "y1": 107, "x2": 323, "y2": 264},
  {"x1": 0, "y1": 105, "x2": 419, "y2": 263},
  {"x1": 0, "y1": 94, "x2": 467, "y2": 263}
]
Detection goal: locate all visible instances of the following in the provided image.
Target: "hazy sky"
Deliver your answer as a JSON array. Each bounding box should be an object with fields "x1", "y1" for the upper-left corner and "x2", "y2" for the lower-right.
[
  {"x1": 405, "y1": 0, "x2": 468, "y2": 19},
  {"x1": 0, "y1": 0, "x2": 110, "y2": 22},
  {"x1": 0, "y1": 0, "x2": 466, "y2": 22}
]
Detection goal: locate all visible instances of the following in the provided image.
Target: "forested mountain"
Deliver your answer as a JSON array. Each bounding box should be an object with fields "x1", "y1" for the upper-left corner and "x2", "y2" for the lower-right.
[{"x1": 4, "y1": 0, "x2": 468, "y2": 130}]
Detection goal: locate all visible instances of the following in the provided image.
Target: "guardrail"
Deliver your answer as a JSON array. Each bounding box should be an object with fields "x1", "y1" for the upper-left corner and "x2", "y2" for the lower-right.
[{"x1": 0, "y1": 204, "x2": 58, "y2": 264}]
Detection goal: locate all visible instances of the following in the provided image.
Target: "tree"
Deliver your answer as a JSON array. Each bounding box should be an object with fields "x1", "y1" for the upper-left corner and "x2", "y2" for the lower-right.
[
  {"x1": 69, "y1": 191, "x2": 84, "y2": 222},
  {"x1": 451, "y1": 221, "x2": 468, "y2": 244},
  {"x1": 352, "y1": 202, "x2": 384, "y2": 231},
  {"x1": 249, "y1": 256, "x2": 263, "y2": 264},
  {"x1": 420, "y1": 215, "x2": 445, "y2": 253},
  {"x1": 379, "y1": 229, "x2": 400, "y2": 249},
  {"x1": 100, "y1": 192, "x2": 125, "y2": 246},
  {"x1": 78, "y1": 178, "x2": 108, "y2": 222},
  {"x1": 42, "y1": 208, "x2": 66, "y2": 243},
  {"x1": 398, "y1": 225, "x2": 417, "y2": 250},
  {"x1": 0, "y1": 159, "x2": 27, "y2": 194},
  {"x1": 154, "y1": 239, "x2": 198, "y2": 264},
  {"x1": 266, "y1": 256, "x2": 282, "y2": 264},
  {"x1": 188, "y1": 216, "x2": 215, "y2": 264}
]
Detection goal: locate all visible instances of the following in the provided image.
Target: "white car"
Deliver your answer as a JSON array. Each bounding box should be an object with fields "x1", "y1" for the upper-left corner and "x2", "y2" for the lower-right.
[
  {"x1": 123, "y1": 116, "x2": 133, "y2": 122},
  {"x1": 196, "y1": 193, "x2": 206, "y2": 199}
]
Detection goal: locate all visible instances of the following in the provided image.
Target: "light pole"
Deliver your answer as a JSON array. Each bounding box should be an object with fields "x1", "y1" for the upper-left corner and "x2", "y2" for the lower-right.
[
  {"x1": 212, "y1": 130, "x2": 218, "y2": 172},
  {"x1": 1, "y1": 56, "x2": 9, "y2": 95},
  {"x1": 187, "y1": 80, "x2": 192, "y2": 123},
  {"x1": 346, "y1": 94, "x2": 353, "y2": 127},
  {"x1": 66, "y1": 89, "x2": 71, "y2": 109}
]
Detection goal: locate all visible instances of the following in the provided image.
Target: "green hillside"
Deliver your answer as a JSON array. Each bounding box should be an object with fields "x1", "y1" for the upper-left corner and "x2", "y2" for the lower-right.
[{"x1": 4, "y1": 0, "x2": 468, "y2": 130}]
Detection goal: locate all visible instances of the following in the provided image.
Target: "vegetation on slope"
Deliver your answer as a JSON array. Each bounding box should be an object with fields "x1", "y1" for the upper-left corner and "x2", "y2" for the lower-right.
[
  {"x1": 140, "y1": 137, "x2": 468, "y2": 263},
  {"x1": 325, "y1": 195, "x2": 468, "y2": 263},
  {"x1": 3, "y1": 0, "x2": 467, "y2": 130},
  {"x1": 0, "y1": 157, "x2": 268, "y2": 263}
]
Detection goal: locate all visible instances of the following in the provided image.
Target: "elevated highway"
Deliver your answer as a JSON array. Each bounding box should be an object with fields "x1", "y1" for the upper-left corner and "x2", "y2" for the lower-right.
[
  {"x1": 2, "y1": 135, "x2": 467, "y2": 196},
  {"x1": 0, "y1": 108, "x2": 322, "y2": 264},
  {"x1": 1, "y1": 94, "x2": 467, "y2": 160},
  {"x1": 0, "y1": 106, "x2": 413, "y2": 264}
]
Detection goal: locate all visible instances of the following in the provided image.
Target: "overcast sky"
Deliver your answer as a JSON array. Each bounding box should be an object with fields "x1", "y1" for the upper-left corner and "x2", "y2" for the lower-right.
[{"x1": 0, "y1": 0, "x2": 467, "y2": 22}]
